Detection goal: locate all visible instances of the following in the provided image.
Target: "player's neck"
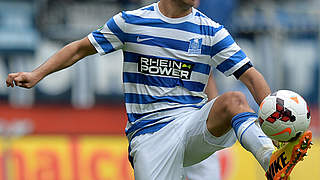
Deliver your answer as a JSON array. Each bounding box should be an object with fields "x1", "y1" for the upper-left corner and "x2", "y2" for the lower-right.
[{"x1": 158, "y1": 0, "x2": 193, "y2": 18}]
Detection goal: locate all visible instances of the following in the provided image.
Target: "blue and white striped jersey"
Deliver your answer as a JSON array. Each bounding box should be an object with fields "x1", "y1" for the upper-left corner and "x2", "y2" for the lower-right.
[{"x1": 88, "y1": 3, "x2": 251, "y2": 140}]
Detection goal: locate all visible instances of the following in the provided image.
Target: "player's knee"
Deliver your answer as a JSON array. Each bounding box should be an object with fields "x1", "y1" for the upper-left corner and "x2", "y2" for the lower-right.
[
  {"x1": 207, "y1": 92, "x2": 249, "y2": 136},
  {"x1": 215, "y1": 91, "x2": 252, "y2": 122},
  {"x1": 220, "y1": 91, "x2": 248, "y2": 113}
]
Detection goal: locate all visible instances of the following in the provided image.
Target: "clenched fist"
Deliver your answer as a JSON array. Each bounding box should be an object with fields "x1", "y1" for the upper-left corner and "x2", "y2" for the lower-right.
[{"x1": 6, "y1": 72, "x2": 40, "y2": 89}]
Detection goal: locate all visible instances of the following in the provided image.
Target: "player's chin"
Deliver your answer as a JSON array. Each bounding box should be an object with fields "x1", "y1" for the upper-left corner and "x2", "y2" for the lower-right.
[
  {"x1": 181, "y1": 0, "x2": 196, "y2": 8},
  {"x1": 188, "y1": 0, "x2": 196, "y2": 7}
]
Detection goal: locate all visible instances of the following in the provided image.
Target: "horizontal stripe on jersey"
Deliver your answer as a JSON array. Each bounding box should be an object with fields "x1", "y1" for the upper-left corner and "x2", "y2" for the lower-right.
[
  {"x1": 124, "y1": 23, "x2": 214, "y2": 47},
  {"x1": 123, "y1": 51, "x2": 211, "y2": 75},
  {"x1": 126, "y1": 101, "x2": 206, "y2": 116},
  {"x1": 124, "y1": 93, "x2": 204, "y2": 105},
  {"x1": 122, "y1": 11, "x2": 223, "y2": 37},
  {"x1": 125, "y1": 33, "x2": 211, "y2": 56},
  {"x1": 126, "y1": 104, "x2": 204, "y2": 123},
  {"x1": 91, "y1": 31, "x2": 115, "y2": 53},
  {"x1": 123, "y1": 72, "x2": 205, "y2": 92},
  {"x1": 130, "y1": 120, "x2": 173, "y2": 140},
  {"x1": 209, "y1": 35, "x2": 235, "y2": 57},
  {"x1": 223, "y1": 57, "x2": 250, "y2": 76},
  {"x1": 212, "y1": 43, "x2": 241, "y2": 66},
  {"x1": 106, "y1": 17, "x2": 125, "y2": 43},
  {"x1": 125, "y1": 116, "x2": 171, "y2": 135},
  {"x1": 124, "y1": 83, "x2": 206, "y2": 98},
  {"x1": 216, "y1": 49, "x2": 247, "y2": 73},
  {"x1": 124, "y1": 43, "x2": 211, "y2": 65}
]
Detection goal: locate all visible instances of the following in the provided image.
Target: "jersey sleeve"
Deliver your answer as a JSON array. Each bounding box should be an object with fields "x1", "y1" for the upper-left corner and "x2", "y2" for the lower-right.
[
  {"x1": 210, "y1": 27, "x2": 251, "y2": 78},
  {"x1": 88, "y1": 12, "x2": 126, "y2": 55}
]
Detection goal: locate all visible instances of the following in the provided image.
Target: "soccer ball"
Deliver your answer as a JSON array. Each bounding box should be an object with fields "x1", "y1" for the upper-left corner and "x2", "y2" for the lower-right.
[{"x1": 258, "y1": 90, "x2": 311, "y2": 142}]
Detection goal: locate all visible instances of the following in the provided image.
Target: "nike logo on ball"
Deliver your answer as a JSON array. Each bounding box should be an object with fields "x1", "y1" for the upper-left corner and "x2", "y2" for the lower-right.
[
  {"x1": 271, "y1": 128, "x2": 292, "y2": 136},
  {"x1": 137, "y1": 36, "x2": 153, "y2": 42}
]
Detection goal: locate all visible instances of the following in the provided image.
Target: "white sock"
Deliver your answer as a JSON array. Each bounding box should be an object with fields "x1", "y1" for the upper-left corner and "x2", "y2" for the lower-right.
[{"x1": 232, "y1": 112, "x2": 275, "y2": 171}]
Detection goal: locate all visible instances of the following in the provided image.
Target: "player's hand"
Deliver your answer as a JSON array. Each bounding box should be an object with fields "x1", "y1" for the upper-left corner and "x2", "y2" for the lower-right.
[{"x1": 6, "y1": 72, "x2": 40, "y2": 89}]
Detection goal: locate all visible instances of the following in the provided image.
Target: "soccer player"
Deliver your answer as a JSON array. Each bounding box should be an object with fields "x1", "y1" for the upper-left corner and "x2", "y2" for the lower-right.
[{"x1": 6, "y1": 0, "x2": 312, "y2": 179}]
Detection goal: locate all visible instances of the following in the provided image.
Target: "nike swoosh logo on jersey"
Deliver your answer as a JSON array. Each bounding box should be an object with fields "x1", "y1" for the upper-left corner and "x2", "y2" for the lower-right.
[
  {"x1": 271, "y1": 127, "x2": 292, "y2": 136},
  {"x1": 137, "y1": 36, "x2": 153, "y2": 42}
]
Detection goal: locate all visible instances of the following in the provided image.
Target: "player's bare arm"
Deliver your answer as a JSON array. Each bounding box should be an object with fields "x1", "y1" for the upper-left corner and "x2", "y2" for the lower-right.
[
  {"x1": 205, "y1": 73, "x2": 218, "y2": 101},
  {"x1": 6, "y1": 37, "x2": 97, "y2": 88},
  {"x1": 239, "y1": 67, "x2": 271, "y2": 105}
]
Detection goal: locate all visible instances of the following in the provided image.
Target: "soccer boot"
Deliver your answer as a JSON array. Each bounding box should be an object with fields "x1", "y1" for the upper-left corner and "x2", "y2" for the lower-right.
[{"x1": 265, "y1": 130, "x2": 313, "y2": 180}]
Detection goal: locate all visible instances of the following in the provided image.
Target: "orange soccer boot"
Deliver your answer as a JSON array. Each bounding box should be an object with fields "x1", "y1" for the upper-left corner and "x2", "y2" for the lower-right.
[{"x1": 265, "y1": 130, "x2": 313, "y2": 180}]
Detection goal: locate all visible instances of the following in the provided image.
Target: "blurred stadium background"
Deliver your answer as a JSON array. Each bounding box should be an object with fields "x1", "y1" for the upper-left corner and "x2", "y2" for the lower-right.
[{"x1": 0, "y1": 0, "x2": 319, "y2": 179}]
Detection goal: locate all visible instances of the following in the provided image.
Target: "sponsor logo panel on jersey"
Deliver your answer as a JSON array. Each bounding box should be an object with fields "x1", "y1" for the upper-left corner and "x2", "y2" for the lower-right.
[{"x1": 138, "y1": 56, "x2": 194, "y2": 79}]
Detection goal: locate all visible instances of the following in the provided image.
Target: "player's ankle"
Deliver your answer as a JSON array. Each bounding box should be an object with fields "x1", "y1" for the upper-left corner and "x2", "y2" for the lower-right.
[{"x1": 259, "y1": 148, "x2": 274, "y2": 171}]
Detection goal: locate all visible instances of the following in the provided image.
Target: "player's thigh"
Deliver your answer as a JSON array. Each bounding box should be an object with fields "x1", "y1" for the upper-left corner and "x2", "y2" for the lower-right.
[
  {"x1": 130, "y1": 121, "x2": 186, "y2": 180},
  {"x1": 184, "y1": 153, "x2": 221, "y2": 180},
  {"x1": 183, "y1": 100, "x2": 237, "y2": 167}
]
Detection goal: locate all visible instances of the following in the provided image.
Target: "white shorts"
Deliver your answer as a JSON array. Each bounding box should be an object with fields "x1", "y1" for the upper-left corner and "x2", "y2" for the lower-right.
[
  {"x1": 129, "y1": 99, "x2": 237, "y2": 180},
  {"x1": 184, "y1": 152, "x2": 221, "y2": 180}
]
